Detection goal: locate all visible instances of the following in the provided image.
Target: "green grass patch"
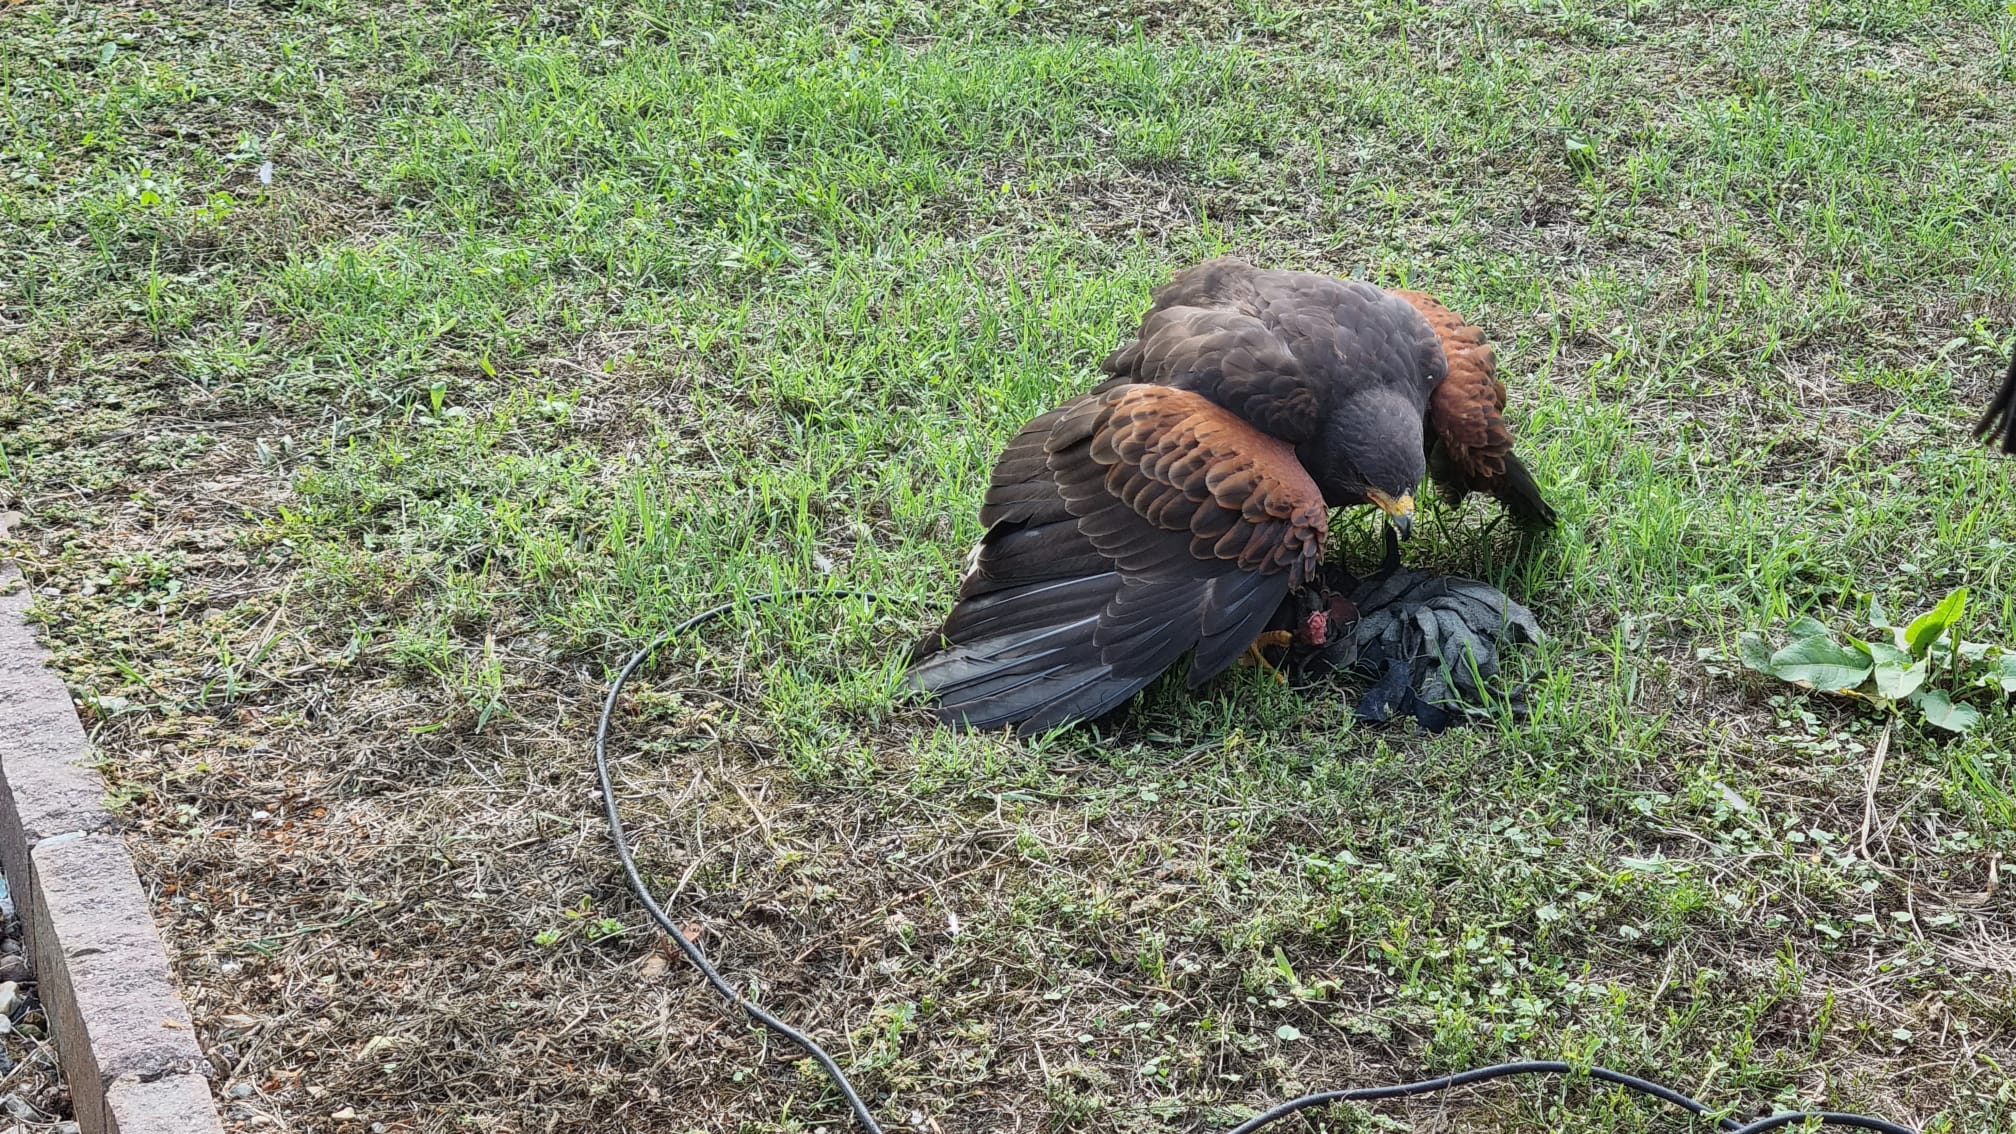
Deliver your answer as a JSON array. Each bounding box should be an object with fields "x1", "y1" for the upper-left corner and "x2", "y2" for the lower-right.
[{"x1": 4, "y1": 0, "x2": 2015, "y2": 1131}]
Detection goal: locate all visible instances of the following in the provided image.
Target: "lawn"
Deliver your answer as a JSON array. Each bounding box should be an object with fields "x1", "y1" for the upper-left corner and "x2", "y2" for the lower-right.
[{"x1": 4, "y1": 0, "x2": 2016, "y2": 1131}]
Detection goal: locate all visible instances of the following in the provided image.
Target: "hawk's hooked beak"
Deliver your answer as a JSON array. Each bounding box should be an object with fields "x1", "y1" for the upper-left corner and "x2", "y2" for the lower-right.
[{"x1": 1367, "y1": 490, "x2": 1415, "y2": 540}]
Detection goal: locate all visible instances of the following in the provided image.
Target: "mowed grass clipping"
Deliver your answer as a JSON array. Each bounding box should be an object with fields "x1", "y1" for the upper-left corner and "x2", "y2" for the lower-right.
[{"x1": 4, "y1": 0, "x2": 2016, "y2": 1131}]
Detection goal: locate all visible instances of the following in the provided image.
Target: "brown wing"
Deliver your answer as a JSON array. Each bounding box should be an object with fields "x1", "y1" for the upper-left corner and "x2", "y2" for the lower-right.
[
  {"x1": 1391, "y1": 289, "x2": 1557, "y2": 527},
  {"x1": 908, "y1": 385, "x2": 1328, "y2": 736}
]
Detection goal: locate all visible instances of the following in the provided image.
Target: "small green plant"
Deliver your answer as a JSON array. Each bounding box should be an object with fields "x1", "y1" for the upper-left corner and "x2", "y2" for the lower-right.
[
  {"x1": 102, "y1": 550, "x2": 184, "y2": 607},
  {"x1": 541, "y1": 896, "x2": 628, "y2": 944},
  {"x1": 1740, "y1": 588, "x2": 2013, "y2": 734}
]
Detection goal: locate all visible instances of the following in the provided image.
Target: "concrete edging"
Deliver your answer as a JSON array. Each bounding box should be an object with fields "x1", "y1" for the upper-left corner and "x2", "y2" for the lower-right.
[{"x1": 0, "y1": 513, "x2": 224, "y2": 1134}]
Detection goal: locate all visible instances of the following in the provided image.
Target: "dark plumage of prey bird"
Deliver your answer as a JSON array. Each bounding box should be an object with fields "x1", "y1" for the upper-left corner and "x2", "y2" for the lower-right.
[{"x1": 907, "y1": 257, "x2": 1556, "y2": 736}]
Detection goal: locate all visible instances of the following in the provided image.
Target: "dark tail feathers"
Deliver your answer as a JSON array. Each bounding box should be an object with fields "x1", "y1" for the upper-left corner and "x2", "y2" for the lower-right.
[
  {"x1": 1494, "y1": 454, "x2": 1557, "y2": 529},
  {"x1": 1976, "y1": 350, "x2": 2016, "y2": 454}
]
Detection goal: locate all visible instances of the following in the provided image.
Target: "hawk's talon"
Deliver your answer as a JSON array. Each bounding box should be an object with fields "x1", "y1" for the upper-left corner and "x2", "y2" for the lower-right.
[{"x1": 1241, "y1": 630, "x2": 1295, "y2": 683}]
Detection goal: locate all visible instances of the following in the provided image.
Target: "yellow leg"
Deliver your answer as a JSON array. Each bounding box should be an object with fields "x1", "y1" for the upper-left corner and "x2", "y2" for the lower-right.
[{"x1": 1240, "y1": 630, "x2": 1295, "y2": 684}]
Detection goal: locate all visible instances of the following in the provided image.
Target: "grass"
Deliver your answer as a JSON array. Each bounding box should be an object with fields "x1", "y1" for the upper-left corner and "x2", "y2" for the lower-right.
[{"x1": 4, "y1": 0, "x2": 2016, "y2": 1130}]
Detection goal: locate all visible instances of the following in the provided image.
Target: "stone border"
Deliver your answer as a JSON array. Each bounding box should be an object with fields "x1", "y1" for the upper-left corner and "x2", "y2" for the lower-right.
[{"x1": 0, "y1": 513, "x2": 224, "y2": 1134}]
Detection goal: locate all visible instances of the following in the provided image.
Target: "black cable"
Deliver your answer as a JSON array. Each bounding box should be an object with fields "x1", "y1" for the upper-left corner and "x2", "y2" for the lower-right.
[
  {"x1": 596, "y1": 590, "x2": 1921, "y2": 1134},
  {"x1": 595, "y1": 588, "x2": 900, "y2": 1134},
  {"x1": 1226, "y1": 1061, "x2": 1919, "y2": 1134}
]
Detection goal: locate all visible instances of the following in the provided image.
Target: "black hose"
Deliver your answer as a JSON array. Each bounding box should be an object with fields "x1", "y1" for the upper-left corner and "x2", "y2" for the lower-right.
[
  {"x1": 595, "y1": 589, "x2": 900, "y2": 1134},
  {"x1": 595, "y1": 589, "x2": 1921, "y2": 1134},
  {"x1": 1227, "y1": 1060, "x2": 1918, "y2": 1134}
]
